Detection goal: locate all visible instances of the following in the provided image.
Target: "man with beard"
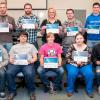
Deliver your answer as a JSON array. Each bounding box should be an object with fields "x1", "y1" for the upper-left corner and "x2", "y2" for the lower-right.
[{"x1": 17, "y1": 3, "x2": 40, "y2": 49}]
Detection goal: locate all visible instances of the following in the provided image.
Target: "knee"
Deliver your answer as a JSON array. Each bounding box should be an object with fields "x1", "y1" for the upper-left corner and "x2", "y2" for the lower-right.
[
  {"x1": 58, "y1": 67, "x2": 64, "y2": 75},
  {"x1": 37, "y1": 66, "x2": 44, "y2": 74}
]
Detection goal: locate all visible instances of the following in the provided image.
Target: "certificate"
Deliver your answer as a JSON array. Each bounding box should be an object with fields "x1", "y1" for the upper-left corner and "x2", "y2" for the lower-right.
[
  {"x1": 46, "y1": 24, "x2": 59, "y2": 33},
  {"x1": 87, "y1": 25, "x2": 99, "y2": 34},
  {"x1": 14, "y1": 54, "x2": 28, "y2": 65},
  {"x1": 0, "y1": 22, "x2": 9, "y2": 32},
  {"x1": 66, "y1": 27, "x2": 78, "y2": 36},
  {"x1": 22, "y1": 19, "x2": 35, "y2": 29},
  {"x1": 44, "y1": 57, "x2": 58, "y2": 68},
  {"x1": 0, "y1": 49, "x2": 2, "y2": 62},
  {"x1": 72, "y1": 51, "x2": 88, "y2": 62}
]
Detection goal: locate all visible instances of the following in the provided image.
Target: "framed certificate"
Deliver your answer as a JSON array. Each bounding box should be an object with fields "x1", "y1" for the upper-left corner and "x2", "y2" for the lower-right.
[
  {"x1": 46, "y1": 24, "x2": 59, "y2": 34},
  {"x1": 22, "y1": 19, "x2": 35, "y2": 29},
  {"x1": 44, "y1": 57, "x2": 58, "y2": 68},
  {"x1": 0, "y1": 49, "x2": 2, "y2": 62},
  {"x1": 0, "y1": 22, "x2": 9, "y2": 32},
  {"x1": 66, "y1": 27, "x2": 78, "y2": 36},
  {"x1": 72, "y1": 51, "x2": 88, "y2": 62},
  {"x1": 87, "y1": 25, "x2": 99, "y2": 34},
  {"x1": 14, "y1": 54, "x2": 28, "y2": 65}
]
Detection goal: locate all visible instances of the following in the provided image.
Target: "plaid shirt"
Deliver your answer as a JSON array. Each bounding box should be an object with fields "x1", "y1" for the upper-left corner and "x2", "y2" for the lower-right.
[{"x1": 17, "y1": 14, "x2": 40, "y2": 43}]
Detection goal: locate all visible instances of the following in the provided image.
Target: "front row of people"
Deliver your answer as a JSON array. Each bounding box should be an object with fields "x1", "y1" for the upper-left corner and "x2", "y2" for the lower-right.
[{"x1": 0, "y1": 32, "x2": 99, "y2": 100}]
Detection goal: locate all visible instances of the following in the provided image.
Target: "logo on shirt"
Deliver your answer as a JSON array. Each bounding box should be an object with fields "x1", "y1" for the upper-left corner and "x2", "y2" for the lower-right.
[{"x1": 48, "y1": 49, "x2": 56, "y2": 56}]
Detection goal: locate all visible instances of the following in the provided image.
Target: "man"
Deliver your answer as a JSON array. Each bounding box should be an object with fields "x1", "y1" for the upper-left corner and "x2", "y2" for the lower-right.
[
  {"x1": 0, "y1": 2, "x2": 16, "y2": 52},
  {"x1": 6, "y1": 32, "x2": 38, "y2": 100},
  {"x1": 62, "y1": 9, "x2": 83, "y2": 56},
  {"x1": 85, "y1": 2, "x2": 100, "y2": 48},
  {"x1": 17, "y1": 3, "x2": 40, "y2": 49},
  {"x1": 92, "y1": 43, "x2": 100, "y2": 95},
  {"x1": 0, "y1": 44, "x2": 8, "y2": 98}
]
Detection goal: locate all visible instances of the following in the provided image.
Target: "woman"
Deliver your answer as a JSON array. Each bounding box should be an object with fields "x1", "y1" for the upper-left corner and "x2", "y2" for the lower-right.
[
  {"x1": 41, "y1": 8, "x2": 62, "y2": 44},
  {"x1": 37, "y1": 32, "x2": 64, "y2": 93},
  {"x1": 65, "y1": 33, "x2": 94, "y2": 98}
]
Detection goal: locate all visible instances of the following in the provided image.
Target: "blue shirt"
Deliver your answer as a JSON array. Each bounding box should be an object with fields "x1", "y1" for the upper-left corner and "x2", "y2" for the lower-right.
[{"x1": 85, "y1": 13, "x2": 100, "y2": 41}]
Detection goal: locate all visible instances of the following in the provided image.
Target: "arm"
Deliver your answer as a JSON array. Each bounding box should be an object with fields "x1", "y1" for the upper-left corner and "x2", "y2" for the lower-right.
[
  {"x1": 40, "y1": 55, "x2": 44, "y2": 66},
  {"x1": 58, "y1": 54, "x2": 62, "y2": 66},
  {"x1": 29, "y1": 53, "x2": 37, "y2": 64}
]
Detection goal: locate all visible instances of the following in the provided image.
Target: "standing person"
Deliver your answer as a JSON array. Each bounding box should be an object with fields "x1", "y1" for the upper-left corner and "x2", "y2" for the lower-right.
[
  {"x1": 85, "y1": 2, "x2": 100, "y2": 48},
  {"x1": 0, "y1": 2, "x2": 16, "y2": 52},
  {"x1": 62, "y1": 9, "x2": 83, "y2": 56},
  {"x1": 0, "y1": 44, "x2": 8, "y2": 98},
  {"x1": 65, "y1": 33, "x2": 94, "y2": 98},
  {"x1": 6, "y1": 32, "x2": 38, "y2": 100},
  {"x1": 37, "y1": 32, "x2": 64, "y2": 93},
  {"x1": 17, "y1": 3, "x2": 40, "y2": 49},
  {"x1": 92, "y1": 43, "x2": 100, "y2": 94},
  {"x1": 41, "y1": 8, "x2": 62, "y2": 44}
]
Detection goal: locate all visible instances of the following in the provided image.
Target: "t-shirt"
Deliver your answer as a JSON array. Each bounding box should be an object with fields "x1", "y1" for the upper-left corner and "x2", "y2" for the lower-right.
[
  {"x1": 39, "y1": 43, "x2": 62, "y2": 57},
  {"x1": 9, "y1": 43, "x2": 38, "y2": 61}
]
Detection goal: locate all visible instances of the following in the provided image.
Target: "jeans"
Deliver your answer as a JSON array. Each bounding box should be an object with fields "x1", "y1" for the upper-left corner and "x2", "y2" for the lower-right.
[
  {"x1": 96, "y1": 66, "x2": 100, "y2": 86},
  {"x1": 0, "y1": 67, "x2": 6, "y2": 92},
  {"x1": 3, "y1": 43, "x2": 13, "y2": 53},
  {"x1": 66, "y1": 64, "x2": 94, "y2": 94},
  {"x1": 6, "y1": 64, "x2": 35, "y2": 94},
  {"x1": 37, "y1": 66, "x2": 64, "y2": 88}
]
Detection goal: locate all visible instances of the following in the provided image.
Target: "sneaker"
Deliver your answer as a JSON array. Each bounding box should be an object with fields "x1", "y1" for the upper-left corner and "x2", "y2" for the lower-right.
[
  {"x1": 7, "y1": 93, "x2": 15, "y2": 100},
  {"x1": 66, "y1": 93, "x2": 73, "y2": 97},
  {"x1": 30, "y1": 93, "x2": 36, "y2": 100},
  {"x1": 98, "y1": 86, "x2": 100, "y2": 95},
  {"x1": 87, "y1": 93, "x2": 94, "y2": 98},
  {"x1": 0, "y1": 92, "x2": 6, "y2": 98}
]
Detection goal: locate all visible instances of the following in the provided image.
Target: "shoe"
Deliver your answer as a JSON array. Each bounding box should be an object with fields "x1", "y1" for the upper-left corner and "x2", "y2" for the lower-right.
[
  {"x1": 7, "y1": 93, "x2": 15, "y2": 100},
  {"x1": 43, "y1": 85, "x2": 50, "y2": 93},
  {"x1": 98, "y1": 86, "x2": 100, "y2": 95},
  {"x1": 30, "y1": 93, "x2": 36, "y2": 100},
  {"x1": 87, "y1": 93, "x2": 94, "y2": 98},
  {"x1": 66, "y1": 93, "x2": 73, "y2": 97},
  {"x1": 0, "y1": 92, "x2": 6, "y2": 98}
]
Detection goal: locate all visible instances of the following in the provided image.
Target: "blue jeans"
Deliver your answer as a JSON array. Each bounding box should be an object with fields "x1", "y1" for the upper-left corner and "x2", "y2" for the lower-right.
[
  {"x1": 6, "y1": 64, "x2": 35, "y2": 94},
  {"x1": 66, "y1": 64, "x2": 94, "y2": 94},
  {"x1": 37, "y1": 66, "x2": 64, "y2": 88},
  {"x1": 96, "y1": 66, "x2": 100, "y2": 86},
  {"x1": 0, "y1": 67, "x2": 6, "y2": 92}
]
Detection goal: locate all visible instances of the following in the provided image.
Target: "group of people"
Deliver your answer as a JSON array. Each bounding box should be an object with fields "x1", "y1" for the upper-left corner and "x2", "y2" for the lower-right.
[{"x1": 0, "y1": 1, "x2": 100, "y2": 100}]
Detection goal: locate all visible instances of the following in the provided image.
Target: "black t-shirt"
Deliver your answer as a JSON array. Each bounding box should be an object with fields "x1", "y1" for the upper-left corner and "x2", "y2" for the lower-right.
[{"x1": 41, "y1": 19, "x2": 62, "y2": 44}]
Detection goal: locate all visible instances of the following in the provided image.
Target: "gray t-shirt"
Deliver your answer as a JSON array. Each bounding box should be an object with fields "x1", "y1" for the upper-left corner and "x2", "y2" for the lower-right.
[{"x1": 9, "y1": 43, "x2": 38, "y2": 61}]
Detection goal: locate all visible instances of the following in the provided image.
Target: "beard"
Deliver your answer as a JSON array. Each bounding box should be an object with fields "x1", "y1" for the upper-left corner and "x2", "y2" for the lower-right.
[{"x1": 25, "y1": 11, "x2": 32, "y2": 15}]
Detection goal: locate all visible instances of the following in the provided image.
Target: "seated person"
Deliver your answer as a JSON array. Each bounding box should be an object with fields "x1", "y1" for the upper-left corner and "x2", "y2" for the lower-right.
[
  {"x1": 6, "y1": 32, "x2": 38, "y2": 100},
  {"x1": 0, "y1": 44, "x2": 8, "y2": 98},
  {"x1": 92, "y1": 43, "x2": 100, "y2": 94},
  {"x1": 65, "y1": 33, "x2": 94, "y2": 98},
  {"x1": 37, "y1": 32, "x2": 64, "y2": 93}
]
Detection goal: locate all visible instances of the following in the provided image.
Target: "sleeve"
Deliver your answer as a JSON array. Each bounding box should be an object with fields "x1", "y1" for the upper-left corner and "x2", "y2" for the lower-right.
[
  {"x1": 9, "y1": 46, "x2": 14, "y2": 57},
  {"x1": 40, "y1": 19, "x2": 47, "y2": 27},
  {"x1": 17, "y1": 17, "x2": 22, "y2": 27},
  {"x1": 39, "y1": 46, "x2": 45, "y2": 55},
  {"x1": 85, "y1": 17, "x2": 89, "y2": 28},
  {"x1": 57, "y1": 45, "x2": 63, "y2": 55},
  {"x1": 36, "y1": 16, "x2": 40, "y2": 30},
  {"x1": 31, "y1": 45, "x2": 38, "y2": 54},
  {"x1": 66, "y1": 45, "x2": 75, "y2": 64},
  {"x1": 57, "y1": 19, "x2": 62, "y2": 26},
  {"x1": 0, "y1": 46, "x2": 8, "y2": 67}
]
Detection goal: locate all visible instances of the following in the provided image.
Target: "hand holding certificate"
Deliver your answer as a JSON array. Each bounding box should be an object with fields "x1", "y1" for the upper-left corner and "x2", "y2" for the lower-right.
[
  {"x1": 66, "y1": 27, "x2": 78, "y2": 36},
  {"x1": 14, "y1": 54, "x2": 28, "y2": 65},
  {"x1": 0, "y1": 22, "x2": 9, "y2": 32},
  {"x1": 22, "y1": 19, "x2": 35, "y2": 29},
  {"x1": 44, "y1": 57, "x2": 58, "y2": 68},
  {"x1": 87, "y1": 25, "x2": 99, "y2": 34},
  {"x1": 46, "y1": 24, "x2": 59, "y2": 34},
  {"x1": 72, "y1": 51, "x2": 88, "y2": 63}
]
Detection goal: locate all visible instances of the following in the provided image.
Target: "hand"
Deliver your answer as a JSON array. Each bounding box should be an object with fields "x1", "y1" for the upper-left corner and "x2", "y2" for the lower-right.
[
  {"x1": 8, "y1": 23, "x2": 13, "y2": 29},
  {"x1": 41, "y1": 25, "x2": 46, "y2": 30},
  {"x1": 28, "y1": 59, "x2": 34, "y2": 64},
  {"x1": 96, "y1": 61, "x2": 100, "y2": 65},
  {"x1": 76, "y1": 61, "x2": 83, "y2": 66},
  {"x1": 35, "y1": 24, "x2": 38, "y2": 29},
  {"x1": 59, "y1": 26, "x2": 63, "y2": 34},
  {"x1": 18, "y1": 23, "x2": 22, "y2": 29},
  {"x1": 10, "y1": 59, "x2": 14, "y2": 64}
]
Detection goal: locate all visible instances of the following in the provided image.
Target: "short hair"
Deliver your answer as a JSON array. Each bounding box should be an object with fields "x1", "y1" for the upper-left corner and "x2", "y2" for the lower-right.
[
  {"x1": 24, "y1": 3, "x2": 32, "y2": 9},
  {"x1": 48, "y1": 8, "x2": 56, "y2": 13},
  {"x1": 19, "y1": 31, "x2": 28, "y2": 38},
  {"x1": 66, "y1": 9, "x2": 74, "y2": 14},
  {"x1": 46, "y1": 32, "x2": 54, "y2": 39},
  {"x1": 93, "y1": 2, "x2": 100, "y2": 7},
  {"x1": 0, "y1": 2, "x2": 7, "y2": 7}
]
